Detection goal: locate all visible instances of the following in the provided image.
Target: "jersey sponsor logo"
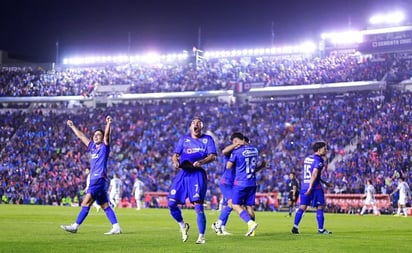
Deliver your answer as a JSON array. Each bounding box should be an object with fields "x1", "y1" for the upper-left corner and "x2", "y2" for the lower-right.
[
  {"x1": 242, "y1": 148, "x2": 258, "y2": 157},
  {"x1": 184, "y1": 139, "x2": 191, "y2": 142},
  {"x1": 186, "y1": 147, "x2": 204, "y2": 153}
]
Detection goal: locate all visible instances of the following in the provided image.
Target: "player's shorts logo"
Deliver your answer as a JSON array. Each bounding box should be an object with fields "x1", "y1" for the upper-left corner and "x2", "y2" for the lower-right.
[{"x1": 170, "y1": 189, "x2": 176, "y2": 195}]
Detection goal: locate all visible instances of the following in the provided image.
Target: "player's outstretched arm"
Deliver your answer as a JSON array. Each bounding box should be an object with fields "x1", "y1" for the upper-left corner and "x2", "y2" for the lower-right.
[
  {"x1": 67, "y1": 120, "x2": 90, "y2": 147},
  {"x1": 104, "y1": 115, "x2": 112, "y2": 146}
]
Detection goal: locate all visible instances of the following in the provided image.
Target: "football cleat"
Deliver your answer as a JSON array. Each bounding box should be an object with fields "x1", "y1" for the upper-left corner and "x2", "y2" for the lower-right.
[
  {"x1": 181, "y1": 223, "x2": 190, "y2": 242},
  {"x1": 291, "y1": 227, "x2": 299, "y2": 234},
  {"x1": 245, "y1": 221, "x2": 258, "y2": 236},
  {"x1": 220, "y1": 229, "x2": 232, "y2": 236},
  {"x1": 60, "y1": 224, "x2": 78, "y2": 233},
  {"x1": 195, "y1": 235, "x2": 206, "y2": 244},
  {"x1": 211, "y1": 222, "x2": 223, "y2": 235},
  {"x1": 104, "y1": 227, "x2": 122, "y2": 235},
  {"x1": 318, "y1": 229, "x2": 332, "y2": 234}
]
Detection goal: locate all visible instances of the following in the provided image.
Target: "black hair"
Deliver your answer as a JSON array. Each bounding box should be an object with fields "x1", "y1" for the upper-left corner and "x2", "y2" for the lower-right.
[
  {"x1": 244, "y1": 136, "x2": 250, "y2": 143},
  {"x1": 94, "y1": 129, "x2": 104, "y2": 135},
  {"x1": 313, "y1": 141, "x2": 327, "y2": 152},
  {"x1": 230, "y1": 132, "x2": 244, "y2": 141}
]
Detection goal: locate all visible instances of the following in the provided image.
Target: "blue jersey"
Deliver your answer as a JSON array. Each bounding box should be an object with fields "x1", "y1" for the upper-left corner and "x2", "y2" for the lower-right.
[
  {"x1": 88, "y1": 141, "x2": 109, "y2": 185},
  {"x1": 174, "y1": 134, "x2": 217, "y2": 168},
  {"x1": 229, "y1": 144, "x2": 259, "y2": 187},
  {"x1": 301, "y1": 154, "x2": 325, "y2": 192},
  {"x1": 169, "y1": 133, "x2": 216, "y2": 204},
  {"x1": 220, "y1": 154, "x2": 235, "y2": 185}
]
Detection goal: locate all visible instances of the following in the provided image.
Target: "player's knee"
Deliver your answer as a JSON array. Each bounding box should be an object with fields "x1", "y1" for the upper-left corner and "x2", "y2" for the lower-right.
[
  {"x1": 168, "y1": 199, "x2": 178, "y2": 209},
  {"x1": 194, "y1": 203, "x2": 204, "y2": 214}
]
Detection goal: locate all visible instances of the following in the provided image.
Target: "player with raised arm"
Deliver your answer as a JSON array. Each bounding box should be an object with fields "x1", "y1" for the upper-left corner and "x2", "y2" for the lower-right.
[
  {"x1": 227, "y1": 136, "x2": 259, "y2": 236},
  {"x1": 168, "y1": 117, "x2": 217, "y2": 244},
  {"x1": 61, "y1": 115, "x2": 121, "y2": 235},
  {"x1": 390, "y1": 176, "x2": 411, "y2": 217},
  {"x1": 291, "y1": 141, "x2": 332, "y2": 235}
]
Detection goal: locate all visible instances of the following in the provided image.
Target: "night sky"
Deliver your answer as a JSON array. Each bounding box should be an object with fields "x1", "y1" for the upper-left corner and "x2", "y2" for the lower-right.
[{"x1": 0, "y1": 0, "x2": 410, "y2": 61}]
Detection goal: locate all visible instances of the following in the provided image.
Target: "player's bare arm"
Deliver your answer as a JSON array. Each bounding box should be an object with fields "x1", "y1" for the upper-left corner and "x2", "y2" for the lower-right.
[
  {"x1": 67, "y1": 120, "x2": 90, "y2": 146},
  {"x1": 222, "y1": 143, "x2": 240, "y2": 156},
  {"x1": 193, "y1": 153, "x2": 217, "y2": 168},
  {"x1": 104, "y1": 115, "x2": 112, "y2": 145},
  {"x1": 172, "y1": 153, "x2": 180, "y2": 169}
]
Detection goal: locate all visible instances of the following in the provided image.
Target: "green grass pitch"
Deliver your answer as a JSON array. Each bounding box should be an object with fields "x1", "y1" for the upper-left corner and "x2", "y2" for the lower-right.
[{"x1": 0, "y1": 205, "x2": 410, "y2": 253}]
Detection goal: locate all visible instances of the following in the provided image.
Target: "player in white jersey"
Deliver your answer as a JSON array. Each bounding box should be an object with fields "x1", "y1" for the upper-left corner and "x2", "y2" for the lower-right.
[
  {"x1": 360, "y1": 179, "x2": 380, "y2": 215},
  {"x1": 390, "y1": 177, "x2": 411, "y2": 217},
  {"x1": 133, "y1": 178, "x2": 145, "y2": 210},
  {"x1": 108, "y1": 173, "x2": 123, "y2": 208}
]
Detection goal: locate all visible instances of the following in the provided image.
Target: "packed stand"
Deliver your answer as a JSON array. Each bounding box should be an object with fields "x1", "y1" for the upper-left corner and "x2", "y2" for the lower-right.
[
  {"x1": 0, "y1": 90, "x2": 410, "y2": 211},
  {"x1": 0, "y1": 53, "x2": 406, "y2": 97}
]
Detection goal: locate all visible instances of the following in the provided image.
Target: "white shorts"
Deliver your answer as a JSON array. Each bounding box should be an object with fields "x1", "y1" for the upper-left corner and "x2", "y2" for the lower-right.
[
  {"x1": 398, "y1": 197, "x2": 408, "y2": 206},
  {"x1": 364, "y1": 198, "x2": 375, "y2": 206}
]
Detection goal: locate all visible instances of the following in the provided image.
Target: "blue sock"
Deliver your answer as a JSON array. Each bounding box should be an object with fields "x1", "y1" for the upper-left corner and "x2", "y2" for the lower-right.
[
  {"x1": 75, "y1": 206, "x2": 90, "y2": 225},
  {"x1": 293, "y1": 208, "x2": 304, "y2": 227},
  {"x1": 195, "y1": 204, "x2": 206, "y2": 234},
  {"x1": 219, "y1": 206, "x2": 232, "y2": 226},
  {"x1": 316, "y1": 209, "x2": 324, "y2": 230},
  {"x1": 239, "y1": 210, "x2": 251, "y2": 223},
  {"x1": 104, "y1": 206, "x2": 118, "y2": 224},
  {"x1": 168, "y1": 200, "x2": 183, "y2": 223}
]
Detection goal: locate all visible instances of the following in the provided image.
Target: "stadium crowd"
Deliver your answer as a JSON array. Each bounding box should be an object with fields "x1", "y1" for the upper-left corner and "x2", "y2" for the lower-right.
[
  {"x1": 0, "y1": 90, "x2": 410, "y2": 210},
  {"x1": 1, "y1": 52, "x2": 410, "y2": 97},
  {"x1": 0, "y1": 51, "x2": 411, "y2": 212}
]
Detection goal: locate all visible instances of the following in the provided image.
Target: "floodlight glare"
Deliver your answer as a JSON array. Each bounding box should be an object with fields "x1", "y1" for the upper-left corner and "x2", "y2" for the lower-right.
[{"x1": 369, "y1": 11, "x2": 405, "y2": 25}]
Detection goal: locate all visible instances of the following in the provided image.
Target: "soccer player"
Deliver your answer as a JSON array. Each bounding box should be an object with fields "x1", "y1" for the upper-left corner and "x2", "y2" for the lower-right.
[
  {"x1": 84, "y1": 169, "x2": 101, "y2": 212},
  {"x1": 211, "y1": 132, "x2": 245, "y2": 236},
  {"x1": 61, "y1": 116, "x2": 121, "y2": 235},
  {"x1": 287, "y1": 172, "x2": 300, "y2": 217},
  {"x1": 133, "y1": 177, "x2": 145, "y2": 210},
  {"x1": 226, "y1": 135, "x2": 259, "y2": 236},
  {"x1": 168, "y1": 117, "x2": 217, "y2": 244},
  {"x1": 108, "y1": 173, "x2": 122, "y2": 208},
  {"x1": 390, "y1": 176, "x2": 411, "y2": 217},
  {"x1": 360, "y1": 179, "x2": 380, "y2": 216},
  {"x1": 291, "y1": 141, "x2": 332, "y2": 234}
]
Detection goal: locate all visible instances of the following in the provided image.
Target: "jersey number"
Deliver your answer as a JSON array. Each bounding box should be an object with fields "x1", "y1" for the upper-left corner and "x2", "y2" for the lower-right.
[
  {"x1": 245, "y1": 157, "x2": 257, "y2": 179},
  {"x1": 304, "y1": 164, "x2": 312, "y2": 181}
]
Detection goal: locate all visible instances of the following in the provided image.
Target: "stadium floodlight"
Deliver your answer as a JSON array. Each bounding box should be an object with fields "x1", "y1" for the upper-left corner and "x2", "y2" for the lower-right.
[
  {"x1": 300, "y1": 41, "x2": 317, "y2": 53},
  {"x1": 321, "y1": 31, "x2": 363, "y2": 44},
  {"x1": 369, "y1": 11, "x2": 405, "y2": 25},
  {"x1": 142, "y1": 52, "x2": 160, "y2": 63}
]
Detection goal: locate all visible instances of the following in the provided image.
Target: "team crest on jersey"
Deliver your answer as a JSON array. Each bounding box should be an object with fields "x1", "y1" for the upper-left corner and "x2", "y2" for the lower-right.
[
  {"x1": 202, "y1": 138, "x2": 208, "y2": 144},
  {"x1": 91, "y1": 154, "x2": 99, "y2": 159}
]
